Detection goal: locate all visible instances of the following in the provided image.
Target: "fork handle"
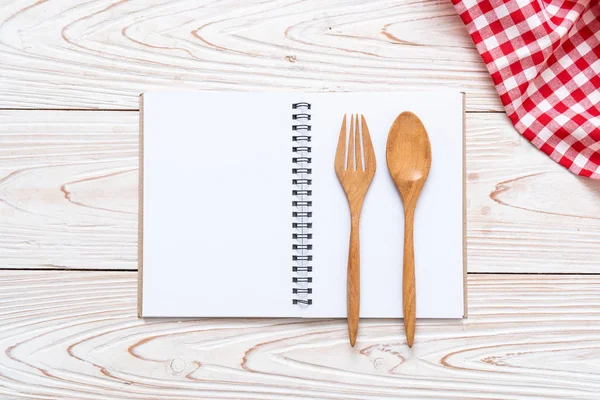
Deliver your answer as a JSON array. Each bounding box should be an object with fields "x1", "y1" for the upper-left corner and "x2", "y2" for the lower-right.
[
  {"x1": 347, "y1": 216, "x2": 360, "y2": 347},
  {"x1": 403, "y1": 208, "x2": 416, "y2": 348}
]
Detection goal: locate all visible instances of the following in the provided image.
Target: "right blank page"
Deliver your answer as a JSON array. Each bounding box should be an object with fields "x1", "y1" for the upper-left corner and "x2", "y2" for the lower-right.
[{"x1": 307, "y1": 92, "x2": 464, "y2": 318}]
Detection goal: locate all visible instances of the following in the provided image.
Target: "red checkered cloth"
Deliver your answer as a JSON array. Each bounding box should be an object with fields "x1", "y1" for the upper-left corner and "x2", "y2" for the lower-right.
[{"x1": 452, "y1": 0, "x2": 600, "y2": 178}]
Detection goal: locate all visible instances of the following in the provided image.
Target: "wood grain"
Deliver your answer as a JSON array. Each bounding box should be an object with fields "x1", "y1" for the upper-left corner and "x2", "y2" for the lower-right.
[
  {"x1": 0, "y1": 110, "x2": 139, "y2": 270},
  {"x1": 1, "y1": 110, "x2": 599, "y2": 272},
  {"x1": 386, "y1": 111, "x2": 433, "y2": 348},
  {"x1": 466, "y1": 114, "x2": 600, "y2": 273},
  {"x1": 335, "y1": 114, "x2": 376, "y2": 347},
  {"x1": 0, "y1": 0, "x2": 500, "y2": 111},
  {"x1": 0, "y1": 271, "x2": 599, "y2": 400},
  {"x1": 2, "y1": 1, "x2": 598, "y2": 397}
]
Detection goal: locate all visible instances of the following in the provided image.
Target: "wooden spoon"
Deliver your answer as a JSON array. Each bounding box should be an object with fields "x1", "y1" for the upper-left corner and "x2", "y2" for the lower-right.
[{"x1": 385, "y1": 111, "x2": 432, "y2": 348}]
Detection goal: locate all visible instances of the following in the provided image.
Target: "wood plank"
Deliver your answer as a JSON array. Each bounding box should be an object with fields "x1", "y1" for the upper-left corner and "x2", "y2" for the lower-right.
[
  {"x1": 1, "y1": 110, "x2": 599, "y2": 272},
  {"x1": 0, "y1": 0, "x2": 500, "y2": 111},
  {"x1": 0, "y1": 111, "x2": 139, "y2": 270},
  {"x1": 466, "y1": 114, "x2": 600, "y2": 273},
  {"x1": 1, "y1": 271, "x2": 599, "y2": 399}
]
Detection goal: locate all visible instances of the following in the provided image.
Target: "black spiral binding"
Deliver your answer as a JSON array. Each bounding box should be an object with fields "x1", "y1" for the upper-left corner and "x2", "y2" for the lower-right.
[{"x1": 292, "y1": 102, "x2": 313, "y2": 306}]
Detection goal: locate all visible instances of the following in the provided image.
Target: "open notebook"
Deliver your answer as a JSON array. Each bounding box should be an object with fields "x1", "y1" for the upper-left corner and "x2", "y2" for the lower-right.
[{"x1": 139, "y1": 91, "x2": 466, "y2": 318}]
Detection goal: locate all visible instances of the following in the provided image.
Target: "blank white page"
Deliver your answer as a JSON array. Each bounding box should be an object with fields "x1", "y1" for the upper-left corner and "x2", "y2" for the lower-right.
[
  {"x1": 141, "y1": 91, "x2": 299, "y2": 317},
  {"x1": 141, "y1": 91, "x2": 464, "y2": 319},
  {"x1": 306, "y1": 92, "x2": 464, "y2": 318}
]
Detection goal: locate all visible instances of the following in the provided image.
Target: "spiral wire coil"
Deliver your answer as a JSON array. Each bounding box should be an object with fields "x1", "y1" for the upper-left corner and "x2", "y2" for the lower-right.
[{"x1": 291, "y1": 102, "x2": 313, "y2": 305}]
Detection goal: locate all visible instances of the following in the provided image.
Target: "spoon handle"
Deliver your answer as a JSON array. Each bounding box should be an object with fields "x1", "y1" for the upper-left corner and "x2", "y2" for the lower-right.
[
  {"x1": 347, "y1": 216, "x2": 360, "y2": 347},
  {"x1": 403, "y1": 208, "x2": 416, "y2": 348}
]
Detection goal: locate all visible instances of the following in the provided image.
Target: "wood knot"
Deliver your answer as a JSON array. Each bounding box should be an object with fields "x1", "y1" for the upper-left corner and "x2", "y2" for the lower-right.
[{"x1": 169, "y1": 358, "x2": 186, "y2": 374}]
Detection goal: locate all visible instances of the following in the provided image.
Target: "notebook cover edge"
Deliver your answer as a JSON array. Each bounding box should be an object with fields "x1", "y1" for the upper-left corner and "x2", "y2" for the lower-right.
[{"x1": 138, "y1": 93, "x2": 145, "y2": 318}]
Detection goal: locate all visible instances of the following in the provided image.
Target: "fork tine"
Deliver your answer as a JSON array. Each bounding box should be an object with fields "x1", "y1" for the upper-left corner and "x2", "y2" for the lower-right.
[
  {"x1": 355, "y1": 114, "x2": 362, "y2": 171},
  {"x1": 334, "y1": 114, "x2": 347, "y2": 174},
  {"x1": 361, "y1": 115, "x2": 376, "y2": 172},
  {"x1": 348, "y1": 114, "x2": 355, "y2": 170}
]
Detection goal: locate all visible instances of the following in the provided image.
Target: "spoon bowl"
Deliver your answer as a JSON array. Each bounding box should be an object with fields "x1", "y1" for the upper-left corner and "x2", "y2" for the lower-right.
[
  {"x1": 386, "y1": 111, "x2": 432, "y2": 348},
  {"x1": 387, "y1": 112, "x2": 432, "y2": 190}
]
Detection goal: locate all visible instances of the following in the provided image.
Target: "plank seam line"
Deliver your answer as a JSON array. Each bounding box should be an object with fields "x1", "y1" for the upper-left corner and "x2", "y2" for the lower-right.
[
  {"x1": 0, "y1": 108, "x2": 138, "y2": 112},
  {"x1": 0, "y1": 268, "x2": 597, "y2": 276},
  {"x1": 0, "y1": 268, "x2": 137, "y2": 272},
  {"x1": 0, "y1": 109, "x2": 506, "y2": 114},
  {"x1": 470, "y1": 272, "x2": 600, "y2": 276}
]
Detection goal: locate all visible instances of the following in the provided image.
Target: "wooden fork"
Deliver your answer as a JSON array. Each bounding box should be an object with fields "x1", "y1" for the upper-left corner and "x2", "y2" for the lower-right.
[{"x1": 334, "y1": 114, "x2": 376, "y2": 347}]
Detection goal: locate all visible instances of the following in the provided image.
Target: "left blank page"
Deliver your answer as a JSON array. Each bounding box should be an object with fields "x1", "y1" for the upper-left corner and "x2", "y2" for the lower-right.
[{"x1": 141, "y1": 91, "x2": 297, "y2": 317}]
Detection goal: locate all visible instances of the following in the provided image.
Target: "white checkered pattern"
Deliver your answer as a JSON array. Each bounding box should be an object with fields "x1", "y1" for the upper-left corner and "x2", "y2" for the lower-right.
[{"x1": 453, "y1": 0, "x2": 600, "y2": 178}]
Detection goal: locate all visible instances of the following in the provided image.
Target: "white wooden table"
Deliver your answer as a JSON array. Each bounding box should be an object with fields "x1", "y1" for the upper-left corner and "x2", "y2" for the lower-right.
[{"x1": 1, "y1": 1, "x2": 599, "y2": 399}]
